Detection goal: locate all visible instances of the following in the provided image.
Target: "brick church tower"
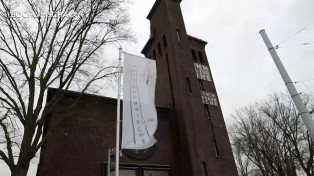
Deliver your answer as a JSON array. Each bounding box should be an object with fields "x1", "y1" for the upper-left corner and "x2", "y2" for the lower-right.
[
  {"x1": 141, "y1": 0, "x2": 238, "y2": 175},
  {"x1": 36, "y1": 0, "x2": 238, "y2": 176}
]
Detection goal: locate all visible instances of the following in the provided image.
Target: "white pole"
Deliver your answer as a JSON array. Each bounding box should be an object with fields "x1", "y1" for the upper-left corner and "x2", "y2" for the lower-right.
[
  {"x1": 259, "y1": 29, "x2": 314, "y2": 140},
  {"x1": 115, "y1": 47, "x2": 122, "y2": 176},
  {"x1": 107, "y1": 149, "x2": 110, "y2": 176}
]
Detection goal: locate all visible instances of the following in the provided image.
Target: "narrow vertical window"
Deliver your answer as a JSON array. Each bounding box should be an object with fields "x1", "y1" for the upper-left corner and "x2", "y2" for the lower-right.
[
  {"x1": 204, "y1": 105, "x2": 210, "y2": 119},
  {"x1": 198, "y1": 51, "x2": 204, "y2": 63},
  {"x1": 198, "y1": 79, "x2": 204, "y2": 90},
  {"x1": 209, "y1": 117, "x2": 220, "y2": 157},
  {"x1": 176, "y1": 29, "x2": 181, "y2": 42},
  {"x1": 191, "y1": 49, "x2": 197, "y2": 61},
  {"x1": 213, "y1": 139, "x2": 220, "y2": 157},
  {"x1": 163, "y1": 35, "x2": 167, "y2": 47},
  {"x1": 158, "y1": 43, "x2": 161, "y2": 55},
  {"x1": 186, "y1": 77, "x2": 192, "y2": 93},
  {"x1": 202, "y1": 162, "x2": 209, "y2": 176},
  {"x1": 153, "y1": 50, "x2": 156, "y2": 60}
]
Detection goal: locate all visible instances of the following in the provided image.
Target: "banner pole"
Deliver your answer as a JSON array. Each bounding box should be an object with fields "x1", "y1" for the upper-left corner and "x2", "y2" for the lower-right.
[
  {"x1": 115, "y1": 47, "x2": 122, "y2": 176},
  {"x1": 107, "y1": 149, "x2": 111, "y2": 176}
]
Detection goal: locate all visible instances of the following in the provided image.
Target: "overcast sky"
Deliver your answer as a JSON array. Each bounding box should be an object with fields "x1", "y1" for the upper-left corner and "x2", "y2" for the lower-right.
[
  {"x1": 1, "y1": 0, "x2": 314, "y2": 175},
  {"x1": 123, "y1": 0, "x2": 314, "y2": 124}
]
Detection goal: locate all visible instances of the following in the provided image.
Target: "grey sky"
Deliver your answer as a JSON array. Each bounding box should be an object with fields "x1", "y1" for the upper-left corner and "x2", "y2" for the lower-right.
[
  {"x1": 124, "y1": 0, "x2": 314, "y2": 124},
  {"x1": 1, "y1": 0, "x2": 314, "y2": 175}
]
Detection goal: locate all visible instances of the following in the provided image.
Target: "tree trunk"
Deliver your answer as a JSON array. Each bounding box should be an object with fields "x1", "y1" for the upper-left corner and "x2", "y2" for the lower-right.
[{"x1": 11, "y1": 164, "x2": 29, "y2": 176}]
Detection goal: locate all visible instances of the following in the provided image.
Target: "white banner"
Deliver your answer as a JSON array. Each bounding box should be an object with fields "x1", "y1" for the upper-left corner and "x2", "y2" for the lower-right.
[{"x1": 121, "y1": 53, "x2": 157, "y2": 149}]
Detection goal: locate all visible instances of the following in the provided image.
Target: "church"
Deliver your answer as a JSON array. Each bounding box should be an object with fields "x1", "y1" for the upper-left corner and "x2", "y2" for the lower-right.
[{"x1": 36, "y1": 0, "x2": 238, "y2": 175}]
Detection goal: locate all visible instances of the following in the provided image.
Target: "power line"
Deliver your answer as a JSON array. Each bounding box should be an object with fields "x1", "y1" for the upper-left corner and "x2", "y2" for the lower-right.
[
  {"x1": 294, "y1": 81, "x2": 309, "y2": 88},
  {"x1": 295, "y1": 80, "x2": 314, "y2": 94},
  {"x1": 276, "y1": 21, "x2": 314, "y2": 48},
  {"x1": 276, "y1": 42, "x2": 313, "y2": 49},
  {"x1": 296, "y1": 79, "x2": 314, "y2": 83},
  {"x1": 299, "y1": 85, "x2": 314, "y2": 95}
]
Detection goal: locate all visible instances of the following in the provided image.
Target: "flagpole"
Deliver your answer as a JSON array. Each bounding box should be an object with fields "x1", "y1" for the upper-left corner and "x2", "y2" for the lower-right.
[{"x1": 115, "y1": 47, "x2": 122, "y2": 176}]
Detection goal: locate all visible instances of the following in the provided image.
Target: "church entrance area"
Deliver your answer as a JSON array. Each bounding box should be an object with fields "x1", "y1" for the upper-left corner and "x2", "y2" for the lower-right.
[{"x1": 105, "y1": 164, "x2": 171, "y2": 176}]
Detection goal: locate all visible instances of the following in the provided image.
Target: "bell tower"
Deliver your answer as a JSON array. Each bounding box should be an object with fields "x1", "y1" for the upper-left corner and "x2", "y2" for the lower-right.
[{"x1": 141, "y1": 0, "x2": 238, "y2": 175}]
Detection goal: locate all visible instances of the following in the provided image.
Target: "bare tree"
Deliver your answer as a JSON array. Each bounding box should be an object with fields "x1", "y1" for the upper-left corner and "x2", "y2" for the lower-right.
[
  {"x1": 0, "y1": 0, "x2": 133, "y2": 175},
  {"x1": 230, "y1": 93, "x2": 314, "y2": 176}
]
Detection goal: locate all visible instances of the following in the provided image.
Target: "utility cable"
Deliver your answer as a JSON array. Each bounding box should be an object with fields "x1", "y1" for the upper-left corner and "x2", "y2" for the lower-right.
[
  {"x1": 299, "y1": 85, "x2": 314, "y2": 95},
  {"x1": 276, "y1": 42, "x2": 313, "y2": 49},
  {"x1": 294, "y1": 81, "x2": 309, "y2": 88},
  {"x1": 276, "y1": 21, "x2": 314, "y2": 48},
  {"x1": 296, "y1": 79, "x2": 314, "y2": 83}
]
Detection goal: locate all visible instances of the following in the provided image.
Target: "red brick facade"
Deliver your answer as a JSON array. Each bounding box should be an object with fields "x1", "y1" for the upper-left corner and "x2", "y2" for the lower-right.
[
  {"x1": 141, "y1": 0, "x2": 238, "y2": 175},
  {"x1": 37, "y1": 0, "x2": 238, "y2": 175}
]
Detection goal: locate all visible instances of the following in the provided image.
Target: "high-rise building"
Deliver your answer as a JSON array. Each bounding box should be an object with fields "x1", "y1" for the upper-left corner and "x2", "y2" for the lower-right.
[{"x1": 37, "y1": 0, "x2": 238, "y2": 176}]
